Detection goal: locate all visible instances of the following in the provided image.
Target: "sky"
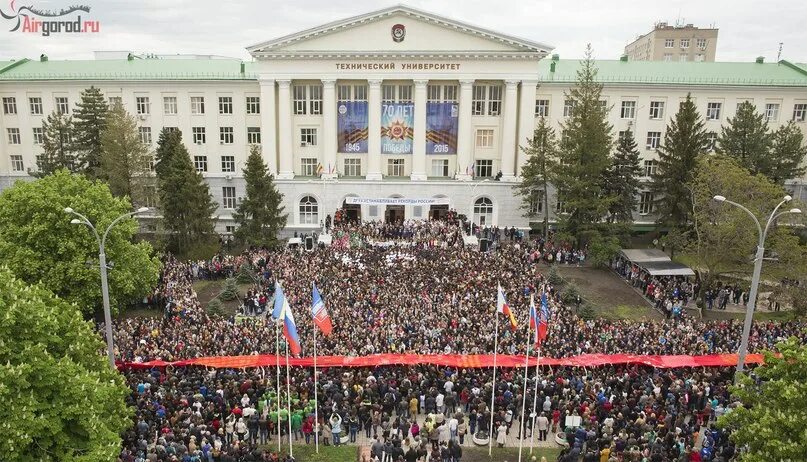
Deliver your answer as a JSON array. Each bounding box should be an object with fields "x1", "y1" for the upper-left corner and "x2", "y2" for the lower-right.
[{"x1": 0, "y1": 0, "x2": 805, "y2": 63}]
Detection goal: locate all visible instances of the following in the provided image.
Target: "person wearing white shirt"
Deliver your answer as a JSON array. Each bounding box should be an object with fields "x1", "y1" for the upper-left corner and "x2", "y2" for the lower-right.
[{"x1": 436, "y1": 393, "x2": 445, "y2": 415}]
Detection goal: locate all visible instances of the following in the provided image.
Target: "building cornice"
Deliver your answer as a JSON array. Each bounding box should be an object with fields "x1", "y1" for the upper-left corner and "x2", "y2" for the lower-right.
[{"x1": 250, "y1": 51, "x2": 546, "y2": 61}]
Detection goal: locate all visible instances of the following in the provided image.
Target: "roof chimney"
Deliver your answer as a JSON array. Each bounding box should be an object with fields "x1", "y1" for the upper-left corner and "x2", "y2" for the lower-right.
[
  {"x1": 620, "y1": 54, "x2": 628, "y2": 62},
  {"x1": 240, "y1": 62, "x2": 245, "y2": 74},
  {"x1": 127, "y1": 53, "x2": 134, "y2": 61},
  {"x1": 550, "y1": 61, "x2": 556, "y2": 73},
  {"x1": 755, "y1": 56, "x2": 764, "y2": 64},
  {"x1": 551, "y1": 54, "x2": 559, "y2": 61},
  {"x1": 39, "y1": 54, "x2": 48, "y2": 62}
]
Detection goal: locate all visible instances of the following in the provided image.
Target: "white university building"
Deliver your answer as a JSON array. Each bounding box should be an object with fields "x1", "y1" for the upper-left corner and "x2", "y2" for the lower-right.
[{"x1": 2, "y1": 5, "x2": 807, "y2": 234}]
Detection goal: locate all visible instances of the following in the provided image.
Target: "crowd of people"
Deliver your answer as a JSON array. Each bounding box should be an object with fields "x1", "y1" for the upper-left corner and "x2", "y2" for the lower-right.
[{"x1": 111, "y1": 219, "x2": 805, "y2": 461}]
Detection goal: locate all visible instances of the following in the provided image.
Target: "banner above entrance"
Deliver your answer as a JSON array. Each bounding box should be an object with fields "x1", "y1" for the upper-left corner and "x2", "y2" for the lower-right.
[{"x1": 346, "y1": 197, "x2": 450, "y2": 205}]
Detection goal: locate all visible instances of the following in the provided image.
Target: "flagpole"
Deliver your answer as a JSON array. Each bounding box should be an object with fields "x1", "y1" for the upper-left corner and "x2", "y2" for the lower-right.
[
  {"x1": 275, "y1": 321, "x2": 281, "y2": 452},
  {"x1": 313, "y1": 324, "x2": 319, "y2": 454},
  {"x1": 488, "y1": 303, "x2": 499, "y2": 457},
  {"x1": 286, "y1": 339, "x2": 293, "y2": 458},
  {"x1": 518, "y1": 310, "x2": 531, "y2": 462},
  {"x1": 529, "y1": 346, "x2": 541, "y2": 455}
]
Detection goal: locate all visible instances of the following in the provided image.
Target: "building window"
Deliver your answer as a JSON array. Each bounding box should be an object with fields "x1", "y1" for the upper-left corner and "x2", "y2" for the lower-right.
[
  {"x1": 563, "y1": 99, "x2": 575, "y2": 117},
  {"x1": 696, "y1": 38, "x2": 707, "y2": 49},
  {"x1": 620, "y1": 101, "x2": 637, "y2": 119},
  {"x1": 382, "y1": 84, "x2": 412, "y2": 103},
  {"x1": 471, "y1": 84, "x2": 502, "y2": 116},
  {"x1": 293, "y1": 85, "x2": 307, "y2": 115},
  {"x1": 108, "y1": 96, "x2": 122, "y2": 108},
  {"x1": 793, "y1": 104, "x2": 807, "y2": 122},
  {"x1": 679, "y1": 54, "x2": 688, "y2": 62},
  {"x1": 535, "y1": 99, "x2": 550, "y2": 117},
  {"x1": 299, "y1": 196, "x2": 319, "y2": 225},
  {"x1": 138, "y1": 127, "x2": 152, "y2": 145},
  {"x1": 147, "y1": 156, "x2": 155, "y2": 172},
  {"x1": 32, "y1": 127, "x2": 44, "y2": 144},
  {"x1": 664, "y1": 38, "x2": 675, "y2": 48},
  {"x1": 705, "y1": 132, "x2": 718, "y2": 151},
  {"x1": 29, "y1": 97, "x2": 43, "y2": 115},
  {"x1": 194, "y1": 155, "x2": 208, "y2": 172},
  {"x1": 473, "y1": 197, "x2": 493, "y2": 226},
  {"x1": 136, "y1": 96, "x2": 150, "y2": 115},
  {"x1": 163, "y1": 96, "x2": 177, "y2": 115},
  {"x1": 680, "y1": 38, "x2": 690, "y2": 49},
  {"x1": 218, "y1": 96, "x2": 233, "y2": 115},
  {"x1": 646, "y1": 131, "x2": 661, "y2": 149},
  {"x1": 222, "y1": 187, "x2": 236, "y2": 209},
  {"x1": 663, "y1": 53, "x2": 672, "y2": 62},
  {"x1": 706, "y1": 102, "x2": 722, "y2": 120},
  {"x1": 10, "y1": 155, "x2": 24, "y2": 172},
  {"x1": 300, "y1": 128, "x2": 317, "y2": 147},
  {"x1": 300, "y1": 158, "x2": 318, "y2": 177},
  {"x1": 2, "y1": 97, "x2": 17, "y2": 114},
  {"x1": 7, "y1": 128, "x2": 20, "y2": 144},
  {"x1": 338, "y1": 85, "x2": 368, "y2": 102},
  {"x1": 649, "y1": 101, "x2": 665, "y2": 119},
  {"x1": 221, "y1": 155, "x2": 235, "y2": 173},
  {"x1": 475, "y1": 129, "x2": 494, "y2": 148},
  {"x1": 643, "y1": 160, "x2": 657, "y2": 177},
  {"x1": 246, "y1": 96, "x2": 260, "y2": 114},
  {"x1": 398, "y1": 85, "x2": 412, "y2": 103},
  {"x1": 164, "y1": 127, "x2": 179, "y2": 134},
  {"x1": 487, "y1": 85, "x2": 502, "y2": 116},
  {"x1": 387, "y1": 158, "x2": 405, "y2": 177},
  {"x1": 225, "y1": 225, "x2": 236, "y2": 234},
  {"x1": 764, "y1": 103, "x2": 780, "y2": 122},
  {"x1": 431, "y1": 159, "x2": 449, "y2": 177},
  {"x1": 638, "y1": 192, "x2": 654, "y2": 215},
  {"x1": 694, "y1": 54, "x2": 705, "y2": 62},
  {"x1": 192, "y1": 127, "x2": 206, "y2": 144},
  {"x1": 382, "y1": 84, "x2": 396, "y2": 102},
  {"x1": 471, "y1": 85, "x2": 486, "y2": 115},
  {"x1": 475, "y1": 159, "x2": 494, "y2": 178},
  {"x1": 190, "y1": 96, "x2": 205, "y2": 115},
  {"x1": 55, "y1": 97, "x2": 69, "y2": 114},
  {"x1": 309, "y1": 85, "x2": 322, "y2": 115},
  {"x1": 529, "y1": 191, "x2": 544, "y2": 214},
  {"x1": 247, "y1": 127, "x2": 261, "y2": 144},
  {"x1": 344, "y1": 158, "x2": 361, "y2": 177},
  {"x1": 220, "y1": 127, "x2": 234, "y2": 144},
  {"x1": 427, "y1": 84, "x2": 458, "y2": 102}
]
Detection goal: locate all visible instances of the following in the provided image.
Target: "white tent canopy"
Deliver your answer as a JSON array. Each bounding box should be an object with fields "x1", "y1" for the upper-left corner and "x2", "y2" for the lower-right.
[{"x1": 619, "y1": 248, "x2": 695, "y2": 277}]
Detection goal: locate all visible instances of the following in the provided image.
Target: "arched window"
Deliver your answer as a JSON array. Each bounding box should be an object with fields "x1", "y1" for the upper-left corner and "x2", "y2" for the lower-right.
[
  {"x1": 473, "y1": 197, "x2": 494, "y2": 226},
  {"x1": 299, "y1": 196, "x2": 319, "y2": 225}
]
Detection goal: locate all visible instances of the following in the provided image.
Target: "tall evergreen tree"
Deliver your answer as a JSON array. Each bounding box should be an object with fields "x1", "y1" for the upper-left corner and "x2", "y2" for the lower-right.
[
  {"x1": 72, "y1": 86, "x2": 109, "y2": 178},
  {"x1": 555, "y1": 45, "x2": 614, "y2": 243},
  {"x1": 156, "y1": 129, "x2": 217, "y2": 254},
  {"x1": 100, "y1": 102, "x2": 153, "y2": 207},
  {"x1": 233, "y1": 145, "x2": 287, "y2": 247},
  {"x1": 651, "y1": 93, "x2": 709, "y2": 229},
  {"x1": 768, "y1": 121, "x2": 807, "y2": 184},
  {"x1": 515, "y1": 117, "x2": 559, "y2": 236},
  {"x1": 34, "y1": 111, "x2": 80, "y2": 177},
  {"x1": 717, "y1": 100, "x2": 772, "y2": 174},
  {"x1": 602, "y1": 129, "x2": 642, "y2": 223}
]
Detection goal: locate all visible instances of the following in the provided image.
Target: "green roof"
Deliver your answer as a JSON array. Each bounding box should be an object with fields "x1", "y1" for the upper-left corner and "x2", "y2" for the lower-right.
[
  {"x1": 538, "y1": 59, "x2": 807, "y2": 87},
  {"x1": 0, "y1": 58, "x2": 258, "y2": 81}
]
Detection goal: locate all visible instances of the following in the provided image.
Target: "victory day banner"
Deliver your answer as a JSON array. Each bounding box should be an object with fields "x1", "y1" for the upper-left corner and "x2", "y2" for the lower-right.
[
  {"x1": 426, "y1": 102, "x2": 459, "y2": 154},
  {"x1": 381, "y1": 102, "x2": 414, "y2": 154},
  {"x1": 337, "y1": 101, "x2": 368, "y2": 153}
]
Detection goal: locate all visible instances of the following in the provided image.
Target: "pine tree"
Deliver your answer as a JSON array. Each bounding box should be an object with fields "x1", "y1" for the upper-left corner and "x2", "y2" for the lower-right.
[
  {"x1": 767, "y1": 121, "x2": 807, "y2": 184},
  {"x1": 651, "y1": 93, "x2": 708, "y2": 229},
  {"x1": 602, "y1": 130, "x2": 642, "y2": 223},
  {"x1": 555, "y1": 45, "x2": 614, "y2": 243},
  {"x1": 717, "y1": 101, "x2": 772, "y2": 174},
  {"x1": 73, "y1": 86, "x2": 109, "y2": 178},
  {"x1": 34, "y1": 111, "x2": 80, "y2": 177},
  {"x1": 156, "y1": 129, "x2": 217, "y2": 254},
  {"x1": 233, "y1": 145, "x2": 288, "y2": 247},
  {"x1": 100, "y1": 102, "x2": 153, "y2": 207},
  {"x1": 515, "y1": 116, "x2": 558, "y2": 236}
]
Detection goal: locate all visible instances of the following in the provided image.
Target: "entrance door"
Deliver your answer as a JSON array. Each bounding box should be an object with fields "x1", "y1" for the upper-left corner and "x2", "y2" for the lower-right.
[
  {"x1": 429, "y1": 204, "x2": 449, "y2": 220},
  {"x1": 342, "y1": 200, "x2": 362, "y2": 222},
  {"x1": 385, "y1": 205, "x2": 405, "y2": 223}
]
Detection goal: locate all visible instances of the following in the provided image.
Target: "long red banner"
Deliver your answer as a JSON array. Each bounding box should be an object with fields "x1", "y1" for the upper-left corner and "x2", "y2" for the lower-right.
[{"x1": 117, "y1": 353, "x2": 765, "y2": 370}]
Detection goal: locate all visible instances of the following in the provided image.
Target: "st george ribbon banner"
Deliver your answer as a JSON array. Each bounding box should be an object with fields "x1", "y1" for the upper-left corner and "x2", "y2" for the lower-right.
[
  {"x1": 426, "y1": 102, "x2": 459, "y2": 154},
  {"x1": 381, "y1": 102, "x2": 414, "y2": 154},
  {"x1": 345, "y1": 197, "x2": 450, "y2": 206},
  {"x1": 337, "y1": 101, "x2": 368, "y2": 153}
]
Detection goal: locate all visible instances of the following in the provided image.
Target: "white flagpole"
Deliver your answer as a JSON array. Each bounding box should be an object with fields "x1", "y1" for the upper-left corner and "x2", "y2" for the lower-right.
[
  {"x1": 286, "y1": 339, "x2": 293, "y2": 457},
  {"x1": 518, "y1": 300, "x2": 532, "y2": 462},
  {"x1": 529, "y1": 346, "x2": 541, "y2": 455},
  {"x1": 488, "y1": 298, "x2": 499, "y2": 456},
  {"x1": 313, "y1": 324, "x2": 319, "y2": 454},
  {"x1": 275, "y1": 321, "x2": 281, "y2": 452}
]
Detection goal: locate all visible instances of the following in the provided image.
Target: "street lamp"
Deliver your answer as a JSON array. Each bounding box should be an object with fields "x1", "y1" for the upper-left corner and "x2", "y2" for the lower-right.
[
  {"x1": 464, "y1": 178, "x2": 490, "y2": 235},
  {"x1": 712, "y1": 194, "x2": 801, "y2": 378},
  {"x1": 64, "y1": 206, "x2": 150, "y2": 368}
]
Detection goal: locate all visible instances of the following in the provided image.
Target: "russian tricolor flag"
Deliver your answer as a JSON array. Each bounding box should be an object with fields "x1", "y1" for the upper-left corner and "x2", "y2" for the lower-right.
[
  {"x1": 272, "y1": 281, "x2": 302, "y2": 356},
  {"x1": 312, "y1": 282, "x2": 333, "y2": 336}
]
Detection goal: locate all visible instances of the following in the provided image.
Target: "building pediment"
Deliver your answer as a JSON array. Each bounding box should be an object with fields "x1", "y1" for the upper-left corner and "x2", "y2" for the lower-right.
[{"x1": 246, "y1": 5, "x2": 552, "y2": 60}]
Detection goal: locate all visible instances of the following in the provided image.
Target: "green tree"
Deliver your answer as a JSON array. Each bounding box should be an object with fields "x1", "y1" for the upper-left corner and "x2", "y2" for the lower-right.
[
  {"x1": 34, "y1": 111, "x2": 80, "y2": 176},
  {"x1": 73, "y1": 86, "x2": 109, "y2": 178},
  {"x1": 651, "y1": 93, "x2": 709, "y2": 230},
  {"x1": 233, "y1": 145, "x2": 287, "y2": 247},
  {"x1": 0, "y1": 267, "x2": 131, "y2": 460},
  {"x1": 156, "y1": 129, "x2": 217, "y2": 254},
  {"x1": 100, "y1": 102, "x2": 154, "y2": 208},
  {"x1": 767, "y1": 121, "x2": 807, "y2": 184},
  {"x1": 717, "y1": 338, "x2": 807, "y2": 461},
  {"x1": 717, "y1": 101, "x2": 772, "y2": 175},
  {"x1": 555, "y1": 45, "x2": 614, "y2": 243},
  {"x1": 515, "y1": 116, "x2": 559, "y2": 236},
  {"x1": 603, "y1": 129, "x2": 642, "y2": 223},
  {"x1": 0, "y1": 170, "x2": 160, "y2": 315}
]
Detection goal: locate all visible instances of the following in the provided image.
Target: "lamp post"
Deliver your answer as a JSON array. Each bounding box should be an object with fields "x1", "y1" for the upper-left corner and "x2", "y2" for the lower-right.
[
  {"x1": 64, "y1": 206, "x2": 150, "y2": 368},
  {"x1": 712, "y1": 194, "x2": 801, "y2": 378},
  {"x1": 464, "y1": 178, "x2": 490, "y2": 235}
]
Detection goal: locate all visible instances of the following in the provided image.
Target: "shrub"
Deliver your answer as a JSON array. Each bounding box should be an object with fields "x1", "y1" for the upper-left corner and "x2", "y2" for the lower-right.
[
  {"x1": 220, "y1": 277, "x2": 239, "y2": 301},
  {"x1": 236, "y1": 263, "x2": 255, "y2": 284},
  {"x1": 206, "y1": 298, "x2": 225, "y2": 316},
  {"x1": 547, "y1": 265, "x2": 563, "y2": 286},
  {"x1": 561, "y1": 283, "x2": 580, "y2": 306}
]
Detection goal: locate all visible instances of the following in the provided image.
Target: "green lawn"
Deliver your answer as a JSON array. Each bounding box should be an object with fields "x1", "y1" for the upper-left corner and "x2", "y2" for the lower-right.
[
  {"x1": 463, "y1": 446, "x2": 562, "y2": 462},
  {"x1": 271, "y1": 445, "x2": 357, "y2": 462}
]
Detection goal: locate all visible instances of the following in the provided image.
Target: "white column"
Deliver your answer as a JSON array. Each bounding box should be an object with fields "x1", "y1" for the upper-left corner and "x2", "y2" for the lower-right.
[
  {"x1": 455, "y1": 79, "x2": 474, "y2": 180},
  {"x1": 321, "y1": 79, "x2": 338, "y2": 180},
  {"x1": 258, "y1": 78, "x2": 277, "y2": 175},
  {"x1": 516, "y1": 80, "x2": 538, "y2": 178},
  {"x1": 366, "y1": 79, "x2": 383, "y2": 181},
  {"x1": 276, "y1": 79, "x2": 294, "y2": 179},
  {"x1": 411, "y1": 79, "x2": 429, "y2": 181},
  {"x1": 499, "y1": 80, "x2": 519, "y2": 182}
]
